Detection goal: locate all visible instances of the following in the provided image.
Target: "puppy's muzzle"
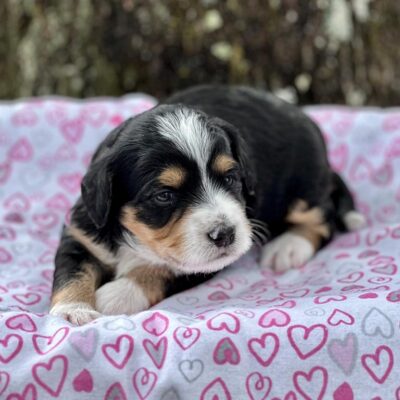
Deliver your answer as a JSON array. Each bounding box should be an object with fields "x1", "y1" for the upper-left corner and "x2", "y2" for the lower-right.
[{"x1": 207, "y1": 223, "x2": 236, "y2": 248}]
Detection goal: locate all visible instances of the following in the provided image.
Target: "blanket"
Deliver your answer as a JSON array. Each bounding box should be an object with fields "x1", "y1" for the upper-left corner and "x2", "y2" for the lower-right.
[{"x1": 0, "y1": 95, "x2": 399, "y2": 399}]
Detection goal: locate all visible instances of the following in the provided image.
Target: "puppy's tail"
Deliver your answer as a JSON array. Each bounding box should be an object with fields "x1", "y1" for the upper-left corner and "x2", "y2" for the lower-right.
[{"x1": 331, "y1": 172, "x2": 367, "y2": 232}]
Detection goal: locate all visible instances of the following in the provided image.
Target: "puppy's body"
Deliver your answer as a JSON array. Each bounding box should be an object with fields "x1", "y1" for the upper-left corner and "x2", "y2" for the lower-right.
[{"x1": 50, "y1": 85, "x2": 364, "y2": 324}]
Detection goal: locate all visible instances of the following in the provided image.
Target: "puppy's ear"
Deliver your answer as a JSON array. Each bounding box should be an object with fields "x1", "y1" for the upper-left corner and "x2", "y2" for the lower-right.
[
  {"x1": 81, "y1": 155, "x2": 113, "y2": 229},
  {"x1": 212, "y1": 117, "x2": 257, "y2": 214}
]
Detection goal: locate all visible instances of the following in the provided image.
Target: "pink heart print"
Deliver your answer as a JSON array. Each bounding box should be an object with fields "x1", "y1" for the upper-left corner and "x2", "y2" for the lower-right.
[
  {"x1": 104, "y1": 382, "x2": 127, "y2": 400},
  {"x1": 102, "y1": 334, "x2": 134, "y2": 369},
  {"x1": 8, "y1": 138, "x2": 34, "y2": 162},
  {"x1": 361, "y1": 345, "x2": 394, "y2": 384},
  {"x1": 73, "y1": 369, "x2": 94, "y2": 393},
  {"x1": 207, "y1": 312, "x2": 240, "y2": 334},
  {"x1": 142, "y1": 312, "x2": 169, "y2": 336},
  {"x1": 143, "y1": 337, "x2": 168, "y2": 369},
  {"x1": 173, "y1": 327, "x2": 200, "y2": 350},
  {"x1": 213, "y1": 337, "x2": 241, "y2": 365},
  {"x1": 132, "y1": 367, "x2": 157, "y2": 400},
  {"x1": 6, "y1": 314, "x2": 37, "y2": 332},
  {"x1": 0, "y1": 334, "x2": 23, "y2": 363},
  {"x1": 248, "y1": 332, "x2": 279, "y2": 367},
  {"x1": 293, "y1": 366, "x2": 328, "y2": 400},
  {"x1": 32, "y1": 355, "x2": 68, "y2": 397},
  {"x1": 333, "y1": 382, "x2": 354, "y2": 400},
  {"x1": 6, "y1": 383, "x2": 37, "y2": 400},
  {"x1": 200, "y1": 377, "x2": 232, "y2": 400},
  {"x1": 246, "y1": 372, "x2": 272, "y2": 400},
  {"x1": 258, "y1": 309, "x2": 291, "y2": 328},
  {"x1": 0, "y1": 371, "x2": 10, "y2": 396},
  {"x1": 32, "y1": 327, "x2": 69, "y2": 355}
]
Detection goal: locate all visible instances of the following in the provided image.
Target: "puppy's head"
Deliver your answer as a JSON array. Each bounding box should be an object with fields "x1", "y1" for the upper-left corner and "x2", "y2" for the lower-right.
[{"x1": 81, "y1": 105, "x2": 255, "y2": 273}]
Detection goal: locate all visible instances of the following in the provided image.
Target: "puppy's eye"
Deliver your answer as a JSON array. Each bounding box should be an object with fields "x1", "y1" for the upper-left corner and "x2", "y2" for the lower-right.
[
  {"x1": 224, "y1": 172, "x2": 238, "y2": 186},
  {"x1": 154, "y1": 190, "x2": 175, "y2": 205}
]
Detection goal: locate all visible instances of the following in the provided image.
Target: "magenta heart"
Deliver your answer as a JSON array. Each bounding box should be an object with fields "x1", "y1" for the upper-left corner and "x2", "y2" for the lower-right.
[
  {"x1": 6, "y1": 314, "x2": 37, "y2": 332},
  {"x1": 173, "y1": 327, "x2": 200, "y2": 350},
  {"x1": 371, "y1": 264, "x2": 397, "y2": 276},
  {"x1": 73, "y1": 369, "x2": 93, "y2": 393},
  {"x1": 33, "y1": 327, "x2": 69, "y2": 355},
  {"x1": 246, "y1": 372, "x2": 272, "y2": 400},
  {"x1": 207, "y1": 312, "x2": 240, "y2": 334},
  {"x1": 333, "y1": 382, "x2": 354, "y2": 400},
  {"x1": 248, "y1": 332, "x2": 279, "y2": 367},
  {"x1": 0, "y1": 371, "x2": 10, "y2": 396},
  {"x1": 0, "y1": 334, "x2": 23, "y2": 363},
  {"x1": 132, "y1": 368, "x2": 157, "y2": 400},
  {"x1": 258, "y1": 309, "x2": 290, "y2": 328},
  {"x1": 0, "y1": 247, "x2": 12, "y2": 264},
  {"x1": 12, "y1": 292, "x2": 41, "y2": 306},
  {"x1": 288, "y1": 324, "x2": 328, "y2": 360},
  {"x1": 327, "y1": 309, "x2": 355, "y2": 326},
  {"x1": 104, "y1": 382, "x2": 127, "y2": 400},
  {"x1": 8, "y1": 138, "x2": 33, "y2": 162},
  {"x1": 102, "y1": 334, "x2": 134, "y2": 369},
  {"x1": 6, "y1": 383, "x2": 37, "y2": 400},
  {"x1": 359, "y1": 293, "x2": 378, "y2": 299},
  {"x1": 200, "y1": 377, "x2": 231, "y2": 400},
  {"x1": 361, "y1": 345, "x2": 394, "y2": 384},
  {"x1": 386, "y1": 290, "x2": 400, "y2": 303},
  {"x1": 293, "y1": 366, "x2": 328, "y2": 400},
  {"x1": 143, "y1": 337, "x2": 168, "y2": 369},
  {"x1": 208, "y1": 291, "x2": 230, "y2": 301},
  {"x1": 60, "y1": 118, "x2": 84, "y2": 143}
]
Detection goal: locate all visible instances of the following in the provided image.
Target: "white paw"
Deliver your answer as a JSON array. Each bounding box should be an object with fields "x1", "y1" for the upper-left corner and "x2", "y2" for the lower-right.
[
  {"x1": 50, "y1": 302, "x2": 101, "y2": 325},
  {"x1": 260, "y1": 232, "x2": 314, "y2": 272},
  {"x1": 95, "y1": 278, "x2": 150, "y2": 316},
  {"x1": 343, "y1": 211, "x2": 367, "y2": 231}
]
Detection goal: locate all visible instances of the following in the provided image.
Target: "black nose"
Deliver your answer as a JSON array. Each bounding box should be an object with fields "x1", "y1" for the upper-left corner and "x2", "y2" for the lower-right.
[{"x1": 207, "y1": 225, "x2": 235, "y2": 248}]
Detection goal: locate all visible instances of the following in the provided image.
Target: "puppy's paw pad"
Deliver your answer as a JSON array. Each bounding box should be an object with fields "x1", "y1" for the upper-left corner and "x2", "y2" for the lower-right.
[
  {"x1": 50, "y1": 303, "x2": 101, "y2": 325},
  {"x1": 96, "y1": 278, "x2": 150, "y2": 316},
  {"x1": 260, "y1": 233, "x2": 314, "y2": 272}
]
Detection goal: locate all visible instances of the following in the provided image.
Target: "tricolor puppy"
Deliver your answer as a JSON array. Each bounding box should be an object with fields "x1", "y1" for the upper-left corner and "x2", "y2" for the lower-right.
[{"x1": 50, "y1": 85, "x2": 365, "y2": 324}]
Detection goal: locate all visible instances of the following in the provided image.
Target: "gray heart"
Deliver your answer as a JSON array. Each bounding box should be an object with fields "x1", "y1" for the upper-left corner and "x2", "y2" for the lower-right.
[
  {"x1": 304, "y1": 307, "x2": 325, "y2": 317},
  {"x1": 103, "y1": 317, "x2": 136, "y2": 331},
  {"x1": 362, "y1": 307, "x2": 394, "y2": 338},
  {"x1": 179, "y1": 359, "x2": 204, "y2": 383},
  {"x1": 177, "y1": 296, "x2": 199, "y2": 305},
  {"x1": 161, "y1": 388, "x2": 181, "y2": 400}
]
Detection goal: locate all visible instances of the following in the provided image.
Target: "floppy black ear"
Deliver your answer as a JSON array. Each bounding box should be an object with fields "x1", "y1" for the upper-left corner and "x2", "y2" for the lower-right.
[
  {"x1": 81, "y1": 156, "x2": 113, "y2": 229},
  {"x1": 212, "y1": 117, "x2": 257, "y2": 215}
]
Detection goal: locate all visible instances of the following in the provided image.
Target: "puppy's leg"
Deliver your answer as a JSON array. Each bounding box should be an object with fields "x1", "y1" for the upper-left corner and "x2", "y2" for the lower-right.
[
  {"x1": 50, "y1": 233, "x2": 111, "y2": 325},
  {"x1": 96, "y1": 266, "x2": 173, "y2": 316},
  {"x1": 261, "y1": 201, "x2": 331, "y2": 272}
]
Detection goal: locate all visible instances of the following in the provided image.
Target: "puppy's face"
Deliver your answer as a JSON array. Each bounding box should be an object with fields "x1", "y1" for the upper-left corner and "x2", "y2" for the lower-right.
[{"x1": 82, "y1": 105, "x2": 254, "y2": 274}]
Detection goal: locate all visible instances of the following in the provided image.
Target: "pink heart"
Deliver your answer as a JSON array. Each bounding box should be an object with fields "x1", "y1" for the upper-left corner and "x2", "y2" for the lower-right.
[
  {"x1": 383, "y1": 114, "x2": 400, "y2": 132},
  {"x1": 207, "y1": 312, "x2": 240, "y2": 334},
  {"x1": 361, "y1": 345, "x2": 393, "y2": 384},
  {"x1": 366, "y1": 228, "x2": 390, "y2": 246},
  {"x1": 60, "y1": 118, "x2": 84, "y2": 144},
  {"x1": 12, "y1": 292, "x2": 41, "y2": 306},
  {"x1": 258, "y1": 309, "x2": 290, "y2": 328},
  {"x1": 142, "y1": 312, "x2": 169, "y2": 336},
  {"x1": 371, "y1": 264, "x2": 397, "y2": 276},
  {"x1": 132, "y1": 367, "x2": 157, "y2": 400},
  {"x1": 200, "y1": 377, "x2": 232, "y2": 400},
  {"x1": 328, "y1": 333, "x2": 357, "y2": 375},
  {"x1": 33, "y1": 327, "x2": 69, "y2": 355},
  {"x1": 327, "y1": 309, "x2": 355, "y2": 326},
  {"x1": 46, "y1": 193, "x2": 71, "y2": 211},
  {"x1": 314, "y1": 294, "x2": 347, "y2": 304},
  {"x1": 349, "y1": 157, "x2": 372, "y2": 181},
  {"x1": 68, "y1": 328, "x2": 98, "y2": 361},
  {"x1": 371, "y1": 163, "x2": 393, "y2": 186},
  {"x1": 173, "y1": 327, "x2": 200, "y2": 350},
  {"x1": 248, "y1": 332, "x2": 279, "y2": 367},
  {"x1": 280, "y1": 288, "x2": 309, "y2": 298},
  {"x1": 6, "y1": 314, "x2": 37, "y2": 332},
  {"x1": 246, "y1": 372, "x2": 272, "y2": 400},
  {"x1": 0, "y1": 247, "x2": 13, "y2": 264},
  {"x1": 102, "y1": 334, "x2": 134, "y2": 369},
  {"x1": 8, "y1": 138, "x2": 33, "y2": 162},
  {"x1": 213, "y1": 337, "x2": 241, "y2": 365},
  {"x1": 32, "y1": 212, "x2": 59, "y2": 229},
  {"x1": 6, "y1": 383, "x2": 37, "y2": 400},
  {"x1": 358, "y1": 250, "x2": 379, "y2": 259},
  {"x1": 0, "y1": 334, "x2": 23, "y2": 363},
  {"x1": 104, "y1": 382, "x2": 127, "y2": 400},
  {"x1": 293, "y1": 366, "x2": 328, "y2": 400},
  {"x1": 0, "y1": 161, "x2": 11, "y2": 184},
  {"x1": 333, "y1": 382, "x2": 354, "y2": 400},
  {"x1": 11, "y1": 109, "x2": 38, "y2": 127},
  {"x1": 73, "y1": 369, "x2": 93, "y2": 393},
  {"x1": 208, "y1": 291, "x2": 230, "y2": 301},
  {"x1": 329, "y1": 143, "x2": 348, "y2": 172},
  {"x1": 207, "y1": 278, "x2": 233, "y2": 290},
  {"x1": 143, "y1": 337, "x2": 168, "y2": 369},
  {"x1": 387, "y1": 290, "x2": 400, "y2": 303},
  {"x1": 0, "y1": 225, "x2": 16, "y2": 241},
  {"x1": 288, "y1": 324, "x2": 328, "y2": 360},
  {"x1": 32, "y1": 355, "x2": 68, "y2": 397},
  {"x1": 0, "y1": 371, "x2": 10, "y2": 396},
  {"x1": 58, "y1": 173, "x2": 82, "y2": 194},
  {"x1": 338, "y1": 271, "x2": 363, "y2": 283},
  {"x1": 4, "y1": 193, "x2": 30, "y2": 212}
]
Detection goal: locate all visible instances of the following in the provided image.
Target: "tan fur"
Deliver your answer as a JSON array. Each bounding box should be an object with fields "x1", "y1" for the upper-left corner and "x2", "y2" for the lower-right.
[
  {"x1": 213, "y1": 154, "x2": 237, "y2": 174},
  {"x1": 68, "y1": 225, "x2": 118, "y2": 265},
  {"x1": 159, "y1": 166, "x2": 186, "y2": 188},
  {"x1": 51, "y1": 263, "x2": 98, "y2": 308},
  {"x1": 120, "y1": 206, "x2": 190, "y2": 260},
  {"x1": 286, "y1": 199, "x2": 330, "y2": 249},
  {"x1": 125, "y1": 266, "x2": 173, "y2": 306}
]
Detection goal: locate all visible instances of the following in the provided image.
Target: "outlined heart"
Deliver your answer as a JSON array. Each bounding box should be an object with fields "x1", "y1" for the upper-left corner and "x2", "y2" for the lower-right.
[
  {"x1": 328, "y1": 333, "x2": 358, "y2": 375},
  {"x1": 0, "y1": 334, "x2": 23, "y2": 363},
  {"x1": 6, "y1": 314, "x2": 37, "y2": 332},
  {"x1": 293, "y1": 366, "x2": 328, "y2": 400},
  {"x1": 32, "y1": 355, "x2": 68, "y2": 397},
  {"x1": 337, "y1": 271, "x2": 363, "y2": 283},
  {"x1": 327, "y1": 309, "x2": 355, "y2": 326},
  {"x1": 361, "y1": 345, "x2": 394, "y2": 384},
  {"x1": 179, "y1": 359, "x2": 204, "y2": 382},
  {"x1": 0, "y1": 371, "x2": 10, "y2": 396},
  {"x1": 8, "y1": 138, "x2": 33, "y2": 162},
  {"x1": 33, "y1": 327, "x2": 69, "y2": 355},
  {"x1": 288, "y1": 324, "x2": 328, "y2": 360},
  {"x1": 213, "y1": 337, "x2": 241, "y2": 365},
  {"x1": 173, "y1": 327, "x2": 200, "y2": 350},
  {"x1": 12, "y1": 293, "x2": 41, "y2": 306},
  {"x1": 102, "y1": 334, "x2": 134, "y2": 369},
  {"x1": 142, "y1": 312, "x2": 169, "y2": 336},
  {"x1": 248, "y1": 332, "x2": 279, "y2": 367},
  {"x1": 104, "y1": 382, "x2": 127, "y2": 400},
  {"x1": 361, "y1": 308, "x2": 394, "y2": 338},
  {"x1": 4, "y1": 193, "x2": 30, "y2": 212},
  {"x1": 132, "y1": 367, "x2": 157, "y2": 400},
  {"x1": 207, "y1": 312, "x2": 240, "y2": 334},
  {"x1": 200, "y1": 377, "x2": 232, "y2": 400},
  {"x1": 258, "y1": 309, "x2": 290, "y2": 328},
  {"x1": 6, "y1": 383, "x2": 37, "y2": 400},
  {"x1": 246, "y1": 372, "x2": 272, "y2": 400},
  {"x1": 143, "y1": 337, "x2": 168, "y2": 369}
]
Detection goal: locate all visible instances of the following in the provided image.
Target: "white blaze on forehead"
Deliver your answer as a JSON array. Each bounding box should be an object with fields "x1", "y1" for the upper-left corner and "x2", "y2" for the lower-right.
[{"x1": 156, "y1": 107, "x2": 211, "y2": 170}]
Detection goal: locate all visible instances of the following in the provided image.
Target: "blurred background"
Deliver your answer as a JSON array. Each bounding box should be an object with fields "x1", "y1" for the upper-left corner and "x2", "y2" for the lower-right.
[{"x1": 1, "y1": 0, "x2": 399, "y2": 105}]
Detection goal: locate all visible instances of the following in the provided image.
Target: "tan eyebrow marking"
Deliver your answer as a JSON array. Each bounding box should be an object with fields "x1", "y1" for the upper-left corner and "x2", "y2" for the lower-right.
[
  {"x1": 158, "y1": 166, "x2": 186, "y2": 188},
  {"x1": 213, "y1": 154, "x2": 237, "y2": 174}
]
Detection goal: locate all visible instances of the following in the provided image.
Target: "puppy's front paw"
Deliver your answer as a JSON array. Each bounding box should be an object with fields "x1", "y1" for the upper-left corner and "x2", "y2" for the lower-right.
[
  {"x1": 96, "y1": 278, "x2": 150, "y2": 316},
  {"x1": 50, "y1": 302, "x2": 101, "y2": 325},
  {"x1": 260, "y1": 232, "x2": 314, "y2": 272}
]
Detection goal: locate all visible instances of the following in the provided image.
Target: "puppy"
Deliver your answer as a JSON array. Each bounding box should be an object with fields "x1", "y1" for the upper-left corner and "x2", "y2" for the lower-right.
[{"x1": 50, "y1": 85, "x2": 365, "y2": 324}]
